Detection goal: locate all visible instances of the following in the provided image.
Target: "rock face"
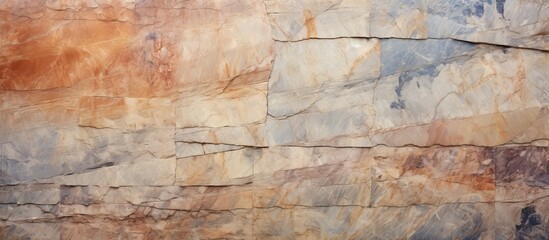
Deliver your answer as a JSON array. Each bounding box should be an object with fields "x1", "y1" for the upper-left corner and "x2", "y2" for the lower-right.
[{"x1": 0, "y1": 0, "x2": 548, "y2": 239}]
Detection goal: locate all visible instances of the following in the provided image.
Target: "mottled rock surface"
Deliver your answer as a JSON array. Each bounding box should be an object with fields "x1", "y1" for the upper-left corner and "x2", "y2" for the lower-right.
[
  {"x1": 265, "y1": 0, "x2": 549, "y2": 50},
  {"x1": 1, "y1": 0, "x2": 548, "y2": 239}
]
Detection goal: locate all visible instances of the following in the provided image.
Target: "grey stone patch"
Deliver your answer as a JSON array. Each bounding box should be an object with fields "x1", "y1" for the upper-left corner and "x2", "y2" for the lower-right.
[
  {"x1": 0, "y1": 127, "x2": 174, "y2": 184},
  {"x1": 60, "y1": 185, "x2": 99, "y2": 206},
  {"x1": 254, "y1": 203, "x2": 494, "y2": 239},
  {"x1": 496, "y1": 0, "x2": 505, "y2": 16},
  {"x1": 0, "y1": 222, "x2": 61, "y2": 240},
  {"x1": 426, "y1": 0, "x2": 483, "y2": 37},
  {"x1": 515, "y1": 205, "x2": 549, "y2": 240},
  {"x1": 381, "y1": 39, "x2": 478, "y2": 110},
  {"x1": 410, "y1": 203, "x2": 492, "y2": 240},
  {"x1": 0, "y1": 184, "x2": 60, "y2": 204},
  {"x1": 380, "y1": 39, "x2": 477, "y2": 76},
  {"x1": 391, "y1": 64, "x2": 441, "y2": 110}
]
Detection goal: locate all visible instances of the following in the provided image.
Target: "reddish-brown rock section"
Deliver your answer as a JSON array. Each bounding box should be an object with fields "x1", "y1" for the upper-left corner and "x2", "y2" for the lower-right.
[{"x1": 1, "y1": 0, "x2": 548, "y2": 239}]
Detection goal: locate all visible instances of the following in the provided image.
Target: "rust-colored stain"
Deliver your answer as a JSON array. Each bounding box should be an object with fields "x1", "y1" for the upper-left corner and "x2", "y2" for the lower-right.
[
  {"x1": 398, "y1": 148, "x2": 496, "y2": 192},
  {"x1": 0, "y1": 4, "x2": 182, "y2": 98},
  {"x1": 0, "y1": 18, "x2": 134, "y2": 91},
  {"x1": 225, "y1": 62, "x2": 231, "y2": 78},
  {"x1": 346, "y1": 43, "x2": 380, "y2": 80},
  {"x1": 303, "y1": 10, "x2": 317, "y2": 38},
  {"x1": 445, "y1": 175, "x2": 496, "y2": 191},
  {"x1": 426, "y1": 120, "x2": 453, "y2": 145},
  {"x1": 1, "y1": 46, "x2": 84, "y2": 90}
]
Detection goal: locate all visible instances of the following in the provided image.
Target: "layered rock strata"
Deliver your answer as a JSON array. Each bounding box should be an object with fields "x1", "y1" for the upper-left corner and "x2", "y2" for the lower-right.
[{"x1": 1, "y1": 0, "x2": 548, "y2": 239}]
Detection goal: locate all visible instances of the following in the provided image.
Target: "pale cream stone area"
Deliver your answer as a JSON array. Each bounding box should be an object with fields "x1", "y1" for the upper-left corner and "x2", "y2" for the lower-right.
[{"x1": 175, "y1": 149, "x2": 259, "y2": 186}]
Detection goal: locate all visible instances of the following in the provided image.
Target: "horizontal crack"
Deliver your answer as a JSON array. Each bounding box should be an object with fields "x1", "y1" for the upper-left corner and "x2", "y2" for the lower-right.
[{"x1": 273, "y1": 36, "x2": 549, "y2": 52}]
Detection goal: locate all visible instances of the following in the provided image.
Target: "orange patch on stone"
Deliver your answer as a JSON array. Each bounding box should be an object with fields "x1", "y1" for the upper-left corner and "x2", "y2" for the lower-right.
[
  {"x1": 225, "y1": 62, "x2": 231, "y2": 78},
  {"x1": 303, "y1": 10, "x2": 317, "y2": 38},
  {"x1": 0, "y1": 18, "x2": 134, "y2": 91},
  {"x1": 82, "y1": 29, "x2": 180, "y2": 98},
  {"x1": 445, "y1": 175, "x2": 496, "y2": 191}
]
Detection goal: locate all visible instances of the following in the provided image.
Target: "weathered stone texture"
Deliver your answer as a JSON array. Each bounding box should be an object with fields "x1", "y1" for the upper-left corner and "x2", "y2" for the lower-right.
[{"x1": 1, "y1": 0, "x2": 548, "y2": 239}]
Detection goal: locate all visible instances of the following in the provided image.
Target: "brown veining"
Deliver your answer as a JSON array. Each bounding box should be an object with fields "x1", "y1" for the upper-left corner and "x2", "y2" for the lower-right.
[{"x1": 303, "y1": 10, "x2": 317, "y2": 38}]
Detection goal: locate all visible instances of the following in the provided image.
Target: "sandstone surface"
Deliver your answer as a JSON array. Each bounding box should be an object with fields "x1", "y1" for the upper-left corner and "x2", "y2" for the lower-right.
[{"x1": 1, "y1": 0, "x2": 548, "y2": 239}]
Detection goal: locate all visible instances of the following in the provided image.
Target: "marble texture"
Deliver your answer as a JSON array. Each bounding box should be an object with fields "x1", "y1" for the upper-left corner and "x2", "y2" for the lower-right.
[
  {"x1": 254, "y1": 203, "x2": 496, "y2": 239},
  {"x1": 495, "y1": 146, "x2": 549, "y2": 239},
  {"x1": 265, "y1": 0, "x2": 549, "y2": 50},
  {"x1": 254, "y1": 147, "x2": 372, "y2": 208},
  {"x1": 1, "y1": 0, "x2": 548, "y2": 239},
  {"x1": 370, "y1": 147, "x2": 495, "y2": 207},
  {"x1": 267, "y1": 38, "x2": 549, "y2": 146}
]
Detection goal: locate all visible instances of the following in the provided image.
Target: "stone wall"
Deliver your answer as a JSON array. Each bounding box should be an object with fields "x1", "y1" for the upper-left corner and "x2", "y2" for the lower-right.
[{"x1": 1, "y1": 0, "x2": 548, "y2": 239}]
